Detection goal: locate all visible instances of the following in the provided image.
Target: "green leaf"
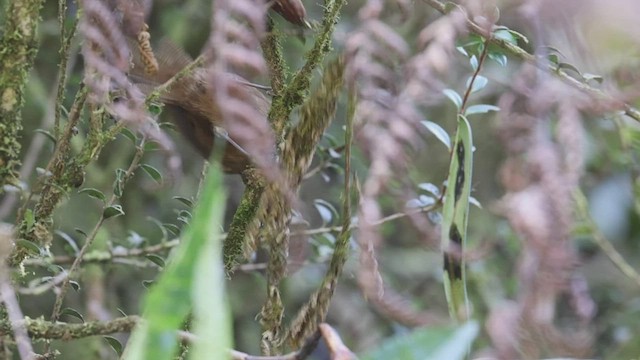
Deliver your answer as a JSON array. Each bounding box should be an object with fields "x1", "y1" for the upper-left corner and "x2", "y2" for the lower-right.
[
  {"x1": 313, "y1": 199, "x2": 338, "y2": 225},
  {"x1": 145, "y1": 254, "x2": 166, "y2": 268},
  {"x1": 147, "y1": 217, "x2": 168, "y2": 241},
  {"x1": 469, "y1": 196, "x2": 482, "y2": 208},
  {"x1": 361, "y1": 322, "x2": 479, "y2": 360},
  {"x1": 114, "y1": 169, "x2": 126, "y2": 198},
  {"x1": 558, "y1": 62, "x2": 581, "y2": 75},
  {"x1": 582, "y1": 73, "x2": 604, "y2": 84},
  {"x1": 421, "y1": 120, "x2": 451, "y2": 150},
  {"x1": 123, "y1": 165, "x2": 229, "y2": 360},
  {"x1": 104, "y1": 336, "x2": 124, "y2": 356},
  {"x1": 69, "y1": 280, "x2": 81, "y2": 292},
  {"x1": 162, "y1": 223, "x2": 181, "y2": 236},
  {"x1": 140, "y1": 164, "x2": 163, "y2": 184},
  {"x1": 74, "y1": 228, "x2": 87, "y2": 237},
  {"x1": 542, "y1": 46, "x2": 565, "y2": 65},
  {"x1": 442, "y1": 89, "x2": 463, "y2": 110},
  {"x1": 148, "y1": 103, "x2": 164, "y2": 116},
  {"x1": 418, "y1": 182, "x2": 441, "y2": 197},
  {"x1": 176, "y1": 209, "x2": 192, "y2": 225},
  {"x1": 78, "y1": 187, "x2": 106, "y2": 202},
  {"x1": 406, "y1": 195, "x2": 436, "y2": 208},
  {"x1": 61, "y1": 307, "x2": 84, "y2": 323},
  {"x1": 507, "y1": 29, "x2": 529, "y2": 44},
  {"x1": 455, "y1": 46, "x2": 468, "y2": 57},
  {"x1": 120, "y1": 128, "x2": 137, "y2": 143},
  {"x1": 467, "y1": 75, "x2": 488, "y2": 93},
  {"x1": 34, "y1": 129, "x2": 57, "y2": 144},
  {"x1": 457, "y1": 34, "x2": 484, "y2": 50},
  {"x1": 464, "y1": 104, "x2": 500, "y2": 116},
  {"x1": 541, "y1": 45, "x2": 564, "y2": 56},
  {"x1": 16, "y1": 239, "x2": 42, "y2": 255},
  {"x1": 488, "y1": 52, "x2": 507, "y2": 67},
  {"x1": 24, "y1": 209, "x2": 35, "y2": 233},
  {"x1": 493, "y1": 28, "x2": 517, "y2": 45},
  {"x1": 469, "y1": 55, "x2": 478, "y2": 71},
  {"x1": 159, "y1": 122, "x2": 176, "y2": 131},
  {"x1": 55, "y1": 230, "x2": 79, "y2": 255},
  {"x1": 172, "y1": 196, "x2": 194, "y2": 208},
  {"x1": 103, "y1": 205, "x2": 125, "y2": 219},
  {"x1": 441, "y1": 115, "x2": 473, "y2": 322},
  {"x1": 144, "y1": 141, "x2": 160, "y2": 152}
]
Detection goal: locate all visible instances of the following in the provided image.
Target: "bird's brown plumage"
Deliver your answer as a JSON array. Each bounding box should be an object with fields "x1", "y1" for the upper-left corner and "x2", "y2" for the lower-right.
[{"x1": 128, "y1": 39, "x2": 271, "y2": 173}]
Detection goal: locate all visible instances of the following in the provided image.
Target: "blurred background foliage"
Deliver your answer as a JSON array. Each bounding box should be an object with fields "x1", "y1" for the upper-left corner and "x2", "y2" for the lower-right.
[{"x1": 2, "y1": 0, "x2": 640, "y2": 359}]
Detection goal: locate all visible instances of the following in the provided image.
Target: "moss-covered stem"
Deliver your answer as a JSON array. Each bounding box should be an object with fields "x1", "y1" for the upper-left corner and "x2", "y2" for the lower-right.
[
  {"x1": 261, "y1": 17, "x2": 289, "y2": 138},
  {"x1": 50, "y1": 137, "x2": 146, "y2": 325},
  {"x1": 223, "y1": 168, "x2": 264, "y2": 273},
  {"x1": 11, "y1": 89, "x2": 127, "y2": 266},
  {"x1": 261, "y1": 18, "x2": 288, "y2": 98},
  {"x1": 23, "y1": 202, "x2": 439, "y2": 267},
  {"x1": 256, "y1": 1, "x2": 347, "y2": 352},
  {"x1": 54, "y1": 0, "x2": 80, "y2": 138},
  {"x1": 0, "y1": 316, "x2": 140, "y2": 340},
  {"x1": 285, "y1": 75, "x2": 353, "y2": 347},
  {"x1": 268, "y1": 0, "x2": 346, "y2": 131},
  {"x1": 0, "y1": 0, "x2": 47, "y2": 192},
  {"x1": 10, "y1": 87, "x2": 87, "y2": 266}
]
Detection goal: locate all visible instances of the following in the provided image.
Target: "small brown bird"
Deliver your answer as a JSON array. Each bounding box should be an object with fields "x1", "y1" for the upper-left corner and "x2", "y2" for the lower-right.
[{"x1": 128, "y1": 40, "x2": 271, "y2": 174}]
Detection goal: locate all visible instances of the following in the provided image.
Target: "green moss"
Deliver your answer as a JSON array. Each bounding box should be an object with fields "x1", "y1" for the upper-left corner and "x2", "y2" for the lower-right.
[{"x1": 0, "y1": 0, "x2": 46, "y2": 192}]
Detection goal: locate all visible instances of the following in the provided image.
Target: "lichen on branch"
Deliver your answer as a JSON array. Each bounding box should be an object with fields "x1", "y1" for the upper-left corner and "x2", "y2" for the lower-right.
[{"x1": 0, "y1": 0, "x2": 47, "y2": 192}]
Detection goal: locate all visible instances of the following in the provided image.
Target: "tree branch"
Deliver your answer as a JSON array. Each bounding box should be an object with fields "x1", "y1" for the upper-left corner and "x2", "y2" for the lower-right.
[
  {"x1": 22, "y1": 203, "x2": 439, "y2": 268},
  {"x1": 0, "y1": 0, "x2": 47, "y2": 192},
  {"x1": 0, "y1": 316, "x2": 140, "y2": 340}
]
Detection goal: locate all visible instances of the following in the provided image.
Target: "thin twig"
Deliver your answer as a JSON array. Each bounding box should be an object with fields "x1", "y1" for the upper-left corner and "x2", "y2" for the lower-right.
[
  {"x1": 145, "y1": 55, "x2": 206, "y2": 106},
  {"x1": 460, "y1": 38, "x2": 490, "y2": 113},
  {"x1": 0, "y1": 275, "x2": 35, "y2": 360},
  {"x1": 574, "y1": 190, "x2": 640, "y2": 288},
  {"x1": 0, "y1": 316, "x2": 140, "y2": 340},
  {"x1": 23, "y1": 203, "x2": 439, "y2": 267},
  {"x1": 49, "y1": 139, "x2": 147, "y2": 322},
  {"x1": 422, "y1": 0, "x2": 640, "y2": 123},
  {"x1": 17, "y1": 272, "x2": 68, "y2": 296}
]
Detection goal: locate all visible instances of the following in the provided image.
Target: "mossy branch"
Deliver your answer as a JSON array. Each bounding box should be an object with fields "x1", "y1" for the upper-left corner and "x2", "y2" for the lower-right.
[
  {"x1": 257, "y1": 3, "x2": 347, "y2": 353},
  {"x1": 23, "y1": 202, "x2": 439, "y2": 267},
  {"x1": 223, "y1": 0, "x2": 347, "y2": 274},
  {"x1": 285, "y1": 75, "x2": 352, "y2": 348},
  {"x1": 222, "y1": 19, "x2": 290, "y2": 275},
  {"x1": 261, "y1": 18, "x2": 288, "y2": 99},
  {"x1": 54, "y1": 0, "x2": 80, "y2": 139},
  {"x1": 50, "y1": 138, "x2": 148, "y2": 323},
  {"x1": 223, "y1": 168, "x2": 264, "y2": 273},
  {"x1": 272, "y1": 0, "x2": 346, "y2": 126},
  {"x1": 0, "y1": 316, "x2": 139, "y2": 340},
  {"x1": 10, "y1": 87, "x2": 87, "y2": 266},
  {"x1": 0, "y1": 0, "x2": 47, "y2": 192},
  {"x1": 11, "y1": 88, "x2": 127, "y2": 266}
]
